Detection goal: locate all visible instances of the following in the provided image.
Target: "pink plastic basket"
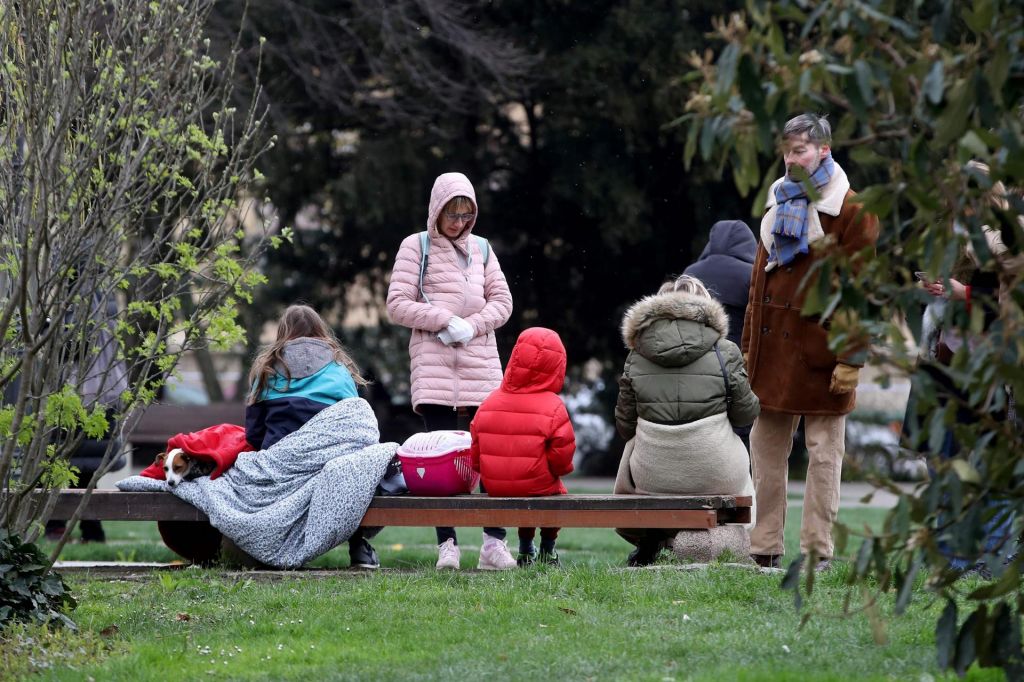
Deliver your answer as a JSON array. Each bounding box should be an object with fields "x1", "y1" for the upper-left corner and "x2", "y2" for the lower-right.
[{"x1": 397, "y1": 430, "x2": 480, "y2": 496}]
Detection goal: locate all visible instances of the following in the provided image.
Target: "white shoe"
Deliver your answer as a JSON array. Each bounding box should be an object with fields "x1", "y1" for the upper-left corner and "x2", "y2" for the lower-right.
[
  {"x1": 477, "y1": 536, "x2": 516, "y2": 570},
  {"x1": 436, "y1": 538, "x2": 461, "y2": 569}
]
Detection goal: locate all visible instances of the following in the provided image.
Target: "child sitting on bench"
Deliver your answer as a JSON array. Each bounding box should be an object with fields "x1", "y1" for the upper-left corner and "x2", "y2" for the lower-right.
[
  {"x1": 246, "y1": 303, "x2": 380, "y2": 569},
  {"x1": 470, "y1": 327, "x2": 576, "y2": 565}
]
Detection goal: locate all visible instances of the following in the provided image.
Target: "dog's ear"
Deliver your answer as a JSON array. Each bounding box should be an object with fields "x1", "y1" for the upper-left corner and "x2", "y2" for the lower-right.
[{"x1": 156, "y1": 451, "x2": 167, "y2": 464}]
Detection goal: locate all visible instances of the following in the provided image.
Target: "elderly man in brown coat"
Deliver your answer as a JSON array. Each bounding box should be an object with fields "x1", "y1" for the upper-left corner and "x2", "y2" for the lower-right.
[{"x1": 741, "y1": 114, "x2": 880, "y2": 571}]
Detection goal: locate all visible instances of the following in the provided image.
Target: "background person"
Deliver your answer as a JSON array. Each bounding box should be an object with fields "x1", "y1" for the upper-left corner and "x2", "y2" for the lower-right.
[
  {"x1": 683, "y1": 219, "x2": 757, "y2": 347},
  {"x1": 683, "y1": 219, "x2": 758, "y2": 451},
  {"x1": 742, "y1": 113, "x2": 880, "y2": 571}
]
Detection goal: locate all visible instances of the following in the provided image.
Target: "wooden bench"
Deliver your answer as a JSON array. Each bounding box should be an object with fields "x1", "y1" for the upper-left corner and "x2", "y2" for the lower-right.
[{"x1": 51, "y1": 490, "x2": 752, "y2": 528}]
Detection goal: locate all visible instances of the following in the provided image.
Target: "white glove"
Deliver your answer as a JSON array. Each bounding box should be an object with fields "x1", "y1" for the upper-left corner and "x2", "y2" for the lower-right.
[
  {"x1": 437, "y1": 328, "x2": 455, "y2": 346},
  {"x1": 446, "y1": 316, "x2": 475, "y2": 344}
]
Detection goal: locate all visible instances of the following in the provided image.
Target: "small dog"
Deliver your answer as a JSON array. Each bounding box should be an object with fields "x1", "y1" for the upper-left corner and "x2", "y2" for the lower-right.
[{"x1": 162, "y1": 448, "x2": 216, "y2": 487}]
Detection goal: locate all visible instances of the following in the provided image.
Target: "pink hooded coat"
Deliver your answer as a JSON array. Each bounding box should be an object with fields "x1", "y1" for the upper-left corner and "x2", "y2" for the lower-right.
[{"x1": 386, "y1": 173, "x2": 513, "y2": 411}]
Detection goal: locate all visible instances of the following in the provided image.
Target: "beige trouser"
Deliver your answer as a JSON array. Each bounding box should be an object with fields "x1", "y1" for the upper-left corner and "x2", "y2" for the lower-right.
[{"x1": 749, "y1": 411, "x2": 846, "y2": 559}]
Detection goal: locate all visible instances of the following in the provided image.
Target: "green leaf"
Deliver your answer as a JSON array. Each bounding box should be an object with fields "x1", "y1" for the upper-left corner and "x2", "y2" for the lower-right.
[
  {"x1": 936, "y1": 600, "x2": 958, "y2": 670},
  {"x1": 699, "y1": 118, "x2": 717, "y2": 161},
  {"x1": 923, "y1": 60, "x2": 945, "y2": 105},
  {"x1": 935, "y1": 78, "x2": 973, "y2": 146},
  {"x1": 955, "y1": 609, "x2": 979, "y2": 675},
  {"x1": 959, "y1": 130, "x2": 989, "y2": 158},
  {"x1": 780, "y1": 554, "x2": 805, "y2": 611},
  {"x1": 950, "y1": 459, "x2": 981, "y2": 485},
  {"x1": 799, "y1": 1, "x2": 829, "y2": 39},
  {"x1": 894, "y1": 556, "x2": 921, "y2": 615},
  {"x1": 714, "y1": 44, "x2": 741, "y2": 98},
  {"x1": 853, "y1": 60, "x2": 876, "y2": 107},
  {"x1": 984, "y1": 45, "x2": 1011, "y2": 101},
  {"x1": 964, "y1": 0, "x2": 995, "y2": 34},
  {"x1": 737, "y1": 54, "x2": 767, "y2": 120}
]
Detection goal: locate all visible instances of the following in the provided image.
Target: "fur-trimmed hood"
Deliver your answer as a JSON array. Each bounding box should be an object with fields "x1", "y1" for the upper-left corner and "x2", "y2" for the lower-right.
[{"x1": 620, "y1": 292, "x2": 729, "y2": 367}]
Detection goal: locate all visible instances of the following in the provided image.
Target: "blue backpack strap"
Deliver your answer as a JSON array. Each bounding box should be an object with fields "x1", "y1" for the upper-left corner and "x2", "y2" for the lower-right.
[
  {"x1": 418, "y1": 231, "x2": 431, "y2": 303},
  {"x1": 474, "y1": 235, "x2": 490, "y2": 267}
]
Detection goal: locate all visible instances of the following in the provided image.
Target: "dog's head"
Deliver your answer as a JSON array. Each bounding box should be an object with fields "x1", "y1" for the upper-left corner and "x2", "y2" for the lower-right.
[
  {"x1": 162, "y1": 448, "x2": 216, "y2": 487},
  {"x1": 163, "y1": 448, "x2": 189, "y2": 487}
]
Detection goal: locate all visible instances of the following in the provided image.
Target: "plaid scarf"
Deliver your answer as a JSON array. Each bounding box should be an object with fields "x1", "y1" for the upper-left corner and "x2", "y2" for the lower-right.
[{"x1": 769, "y1": 153, "x2": 835, "y2": 267}]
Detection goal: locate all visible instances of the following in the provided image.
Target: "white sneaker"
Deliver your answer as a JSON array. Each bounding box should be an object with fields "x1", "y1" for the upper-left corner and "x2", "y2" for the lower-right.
[
  {"x1": 477, "y1": 536, "x2": 516, "y2": 570},
  {"x1": 436, "y1": 538, "x2": 461, "y2": 570}
]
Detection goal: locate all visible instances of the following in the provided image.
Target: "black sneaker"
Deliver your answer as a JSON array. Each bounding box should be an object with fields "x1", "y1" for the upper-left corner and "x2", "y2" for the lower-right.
[
  {"x1": 626, "y1": 544, "x2": 661, "y2": 567},
  {"x1": 517, "y1": 550, "x2": 536, "y2": 567},
  {"x1": 751, "y1": 554, "x2": 782, "y2": 569},
  {"x1": 538, "y1": 549, "x2": 560, "y2": 566},
  {"x1": 349, "y1": 537, "x2": 380, "y2": 569}
]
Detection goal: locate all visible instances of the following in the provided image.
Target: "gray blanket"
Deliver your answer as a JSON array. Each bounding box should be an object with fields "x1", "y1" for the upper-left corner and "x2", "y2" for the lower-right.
[{"x1": 117, "y1": 398, "x2": 398, "y2": 568}]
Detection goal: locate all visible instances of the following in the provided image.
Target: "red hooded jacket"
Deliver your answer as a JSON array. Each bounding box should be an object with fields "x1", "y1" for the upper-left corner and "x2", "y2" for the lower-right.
[{"x1": 470, "y1": 327, "x2": 575, "y2": 496}]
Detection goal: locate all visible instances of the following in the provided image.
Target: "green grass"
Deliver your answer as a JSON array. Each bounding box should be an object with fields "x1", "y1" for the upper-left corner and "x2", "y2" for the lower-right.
[{"x1": 10, "y1": 499, "x2": 1007, "y2": 680}]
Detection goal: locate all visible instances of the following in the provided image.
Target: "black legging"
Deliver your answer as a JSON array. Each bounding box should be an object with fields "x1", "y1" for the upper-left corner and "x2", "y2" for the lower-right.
[{"x1": 419, "y1": 404, "x2": 506, "y2": 544}]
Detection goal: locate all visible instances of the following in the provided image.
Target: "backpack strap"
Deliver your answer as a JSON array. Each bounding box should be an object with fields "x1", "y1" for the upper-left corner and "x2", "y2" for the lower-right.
[
  {"x1": 474, "y1": 235, "x2": 490, "y2": 267},
  {"x1": 419, "y1": 232, "x2": 489, "y2": 302},
  {"x1": 712, "y1": 342, "x2": 732, "y2": 407},
  {"x1": 418, "y1": 231, "x2": 431, "y2": 303}
]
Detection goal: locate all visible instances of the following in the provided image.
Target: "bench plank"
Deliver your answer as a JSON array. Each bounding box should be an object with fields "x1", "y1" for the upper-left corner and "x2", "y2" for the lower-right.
[{"x1": 47, "y1": 491, "x2": 751, "y2": 527}]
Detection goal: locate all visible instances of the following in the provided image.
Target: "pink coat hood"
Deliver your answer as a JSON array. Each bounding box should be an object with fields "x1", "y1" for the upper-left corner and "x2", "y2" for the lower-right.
[
  {"x1": 386, "y1": 172, "x2": 513, "y2": 411},
  {"x1": 426, "y1": 172, "x2": 478, "y2": 244}
]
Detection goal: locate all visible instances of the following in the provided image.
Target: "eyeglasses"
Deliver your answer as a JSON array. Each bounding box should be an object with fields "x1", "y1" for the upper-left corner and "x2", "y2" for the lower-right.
[{"x1": 444, "y1": 212, "x2": 475, "y2": 223}]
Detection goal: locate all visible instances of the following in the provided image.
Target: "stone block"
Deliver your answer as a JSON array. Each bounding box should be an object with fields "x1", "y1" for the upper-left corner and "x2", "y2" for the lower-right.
[{"x1": 670, "y1": 525, "x2": 751, "y2": 564}]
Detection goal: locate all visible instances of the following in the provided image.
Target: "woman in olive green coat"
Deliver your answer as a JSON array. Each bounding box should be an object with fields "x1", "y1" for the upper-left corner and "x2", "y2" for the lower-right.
[{"x1": 614, "y1": 275, "x2": 760, "y2": 566}]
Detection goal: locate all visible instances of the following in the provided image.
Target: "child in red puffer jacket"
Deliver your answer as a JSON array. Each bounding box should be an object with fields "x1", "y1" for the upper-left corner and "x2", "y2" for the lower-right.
[{"x1": 470, "y1": 327, "x2": 576, "y2": 566}]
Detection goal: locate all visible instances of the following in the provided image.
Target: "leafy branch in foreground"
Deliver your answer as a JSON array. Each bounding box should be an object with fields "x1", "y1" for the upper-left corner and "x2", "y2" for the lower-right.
[
  {"x1": 0, "y1": 0, "x2": 273, "y2": 566},
  {"x1": 679, "y1": 0, "x2": 1024, "y2": 676}
]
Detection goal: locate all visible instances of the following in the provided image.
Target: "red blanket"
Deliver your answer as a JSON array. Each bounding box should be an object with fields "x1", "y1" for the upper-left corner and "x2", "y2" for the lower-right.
[{"x1": 140, "y1": 423, "x2": 254, "y2": 480}]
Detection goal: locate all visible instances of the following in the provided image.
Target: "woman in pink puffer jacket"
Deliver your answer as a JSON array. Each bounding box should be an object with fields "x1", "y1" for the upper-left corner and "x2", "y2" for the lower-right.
[{"x1": 386, "y1": 172, "x2": 515, "y2": 570}]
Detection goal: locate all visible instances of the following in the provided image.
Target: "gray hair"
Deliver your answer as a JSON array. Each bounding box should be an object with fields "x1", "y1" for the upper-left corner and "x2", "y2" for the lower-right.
[
  {"x1": 669, "y1": 274, "x2": 711, "y2": 298},
  {"x1": 782, "y1": 113, "x2": 831, "y2": 146}
]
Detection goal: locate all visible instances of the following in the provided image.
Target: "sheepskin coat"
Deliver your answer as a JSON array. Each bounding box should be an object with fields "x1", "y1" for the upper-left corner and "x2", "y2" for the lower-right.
[
  {"x1": 615, "y1": 292, "x2": 760, "y2": 440},
  {"x1": 386, "y1": 173, "x2": 513, "y2": 411},
  {"x1": 741, "y1": 161, "x2": 880, "y2": 416}
]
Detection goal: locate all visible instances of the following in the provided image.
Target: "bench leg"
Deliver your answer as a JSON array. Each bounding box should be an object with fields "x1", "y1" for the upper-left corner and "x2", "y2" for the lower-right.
[{"x1": 670, "y1": 526, "x2": 751, "y2": 564}]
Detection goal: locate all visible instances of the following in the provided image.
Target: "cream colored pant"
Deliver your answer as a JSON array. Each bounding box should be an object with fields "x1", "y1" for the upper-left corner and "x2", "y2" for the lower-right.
[{"x1": 749, "y1": 411, "x2": 846, "y2": 559}]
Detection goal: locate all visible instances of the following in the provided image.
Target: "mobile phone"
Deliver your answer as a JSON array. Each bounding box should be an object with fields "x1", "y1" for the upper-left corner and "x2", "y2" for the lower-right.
[{"x1": 914, "y1": 271, "x2": 930, "y2": 282}]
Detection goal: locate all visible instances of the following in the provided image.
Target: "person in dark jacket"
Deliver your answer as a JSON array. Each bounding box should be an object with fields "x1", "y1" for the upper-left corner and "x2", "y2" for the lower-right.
[
  {"x1": 470, "y1": 327, "x2": 576, "y2": 566},
  {"x1": 245, "y1": 304, "x2": 380, "y2": 569},
  {"x1": 683, "y1": 220, "x2": 757, "y2": 347},
  {"x1": 683, "y1": 219, "x2": 758, "y2": 450}
]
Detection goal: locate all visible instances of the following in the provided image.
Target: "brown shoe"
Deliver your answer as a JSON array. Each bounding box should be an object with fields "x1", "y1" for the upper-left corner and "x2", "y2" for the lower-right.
[{"x1": 751, "y1": 553, "x2": 781, "y2": 569}]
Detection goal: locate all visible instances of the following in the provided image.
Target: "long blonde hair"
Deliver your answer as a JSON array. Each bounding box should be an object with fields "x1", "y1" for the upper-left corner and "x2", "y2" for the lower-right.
[{"x1": 247, "y1": 304, "x2": 367, "y2": 404}]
